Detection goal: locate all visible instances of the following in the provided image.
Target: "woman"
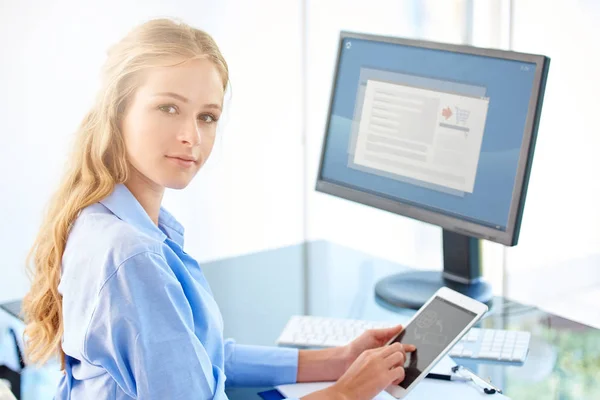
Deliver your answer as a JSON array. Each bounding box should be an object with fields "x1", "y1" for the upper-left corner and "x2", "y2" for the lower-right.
[{"x1": 22, "y1": 18, "x2": 414, "y2": 399}]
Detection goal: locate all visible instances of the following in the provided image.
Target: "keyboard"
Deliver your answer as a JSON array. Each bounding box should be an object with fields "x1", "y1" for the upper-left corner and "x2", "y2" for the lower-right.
[{"x1": 276, "y1": 315, "x2": 531, "y2": 364}]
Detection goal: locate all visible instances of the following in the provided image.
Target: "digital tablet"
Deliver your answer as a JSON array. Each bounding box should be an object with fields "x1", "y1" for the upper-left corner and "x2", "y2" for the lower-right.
[{"x1": 384, "y1": 287, "x2": 488, "y2": 399}]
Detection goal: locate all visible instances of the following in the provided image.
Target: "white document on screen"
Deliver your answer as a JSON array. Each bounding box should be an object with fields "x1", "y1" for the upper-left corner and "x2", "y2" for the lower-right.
[{"x1": 352, "y1": 79, "x2": 490, "y2": 194}]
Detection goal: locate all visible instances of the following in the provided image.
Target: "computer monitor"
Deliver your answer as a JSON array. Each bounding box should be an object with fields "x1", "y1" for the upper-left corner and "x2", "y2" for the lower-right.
[{"x1": 316, "y1": 31, "x2": 550, "y2": 309}]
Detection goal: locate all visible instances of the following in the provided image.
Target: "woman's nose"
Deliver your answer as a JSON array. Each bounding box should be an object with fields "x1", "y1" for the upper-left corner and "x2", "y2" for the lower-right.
[{"x1": 179, "y1": 119, "x2": 202, "y2": 146}]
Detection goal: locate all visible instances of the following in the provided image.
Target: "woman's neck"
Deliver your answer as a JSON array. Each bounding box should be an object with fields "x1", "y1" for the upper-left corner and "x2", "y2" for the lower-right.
[{"x1": 124, "y1": 169, "x2": 164, "y2": 225}]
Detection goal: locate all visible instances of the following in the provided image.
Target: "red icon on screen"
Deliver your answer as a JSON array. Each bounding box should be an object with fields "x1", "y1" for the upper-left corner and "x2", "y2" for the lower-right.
[{"x1": 442, "y1": 106, "x2": 453, "y2": 120}]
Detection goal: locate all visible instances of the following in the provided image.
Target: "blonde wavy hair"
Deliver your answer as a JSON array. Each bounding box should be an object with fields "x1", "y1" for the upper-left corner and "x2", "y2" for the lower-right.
[{"x1": 21, "y1": 17, "x2": 229, "y2": 369}]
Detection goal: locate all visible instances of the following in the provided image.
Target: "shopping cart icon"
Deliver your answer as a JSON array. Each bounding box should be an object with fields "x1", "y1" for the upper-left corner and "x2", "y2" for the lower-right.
[{"x1": 455, "y1": 107, "x2": 470, "y2": 124}]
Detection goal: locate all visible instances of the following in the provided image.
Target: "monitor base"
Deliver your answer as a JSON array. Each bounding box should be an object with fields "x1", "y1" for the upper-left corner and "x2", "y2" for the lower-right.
[{"x1": 374, "y1": 271, "x2": 493, "y2": 310}]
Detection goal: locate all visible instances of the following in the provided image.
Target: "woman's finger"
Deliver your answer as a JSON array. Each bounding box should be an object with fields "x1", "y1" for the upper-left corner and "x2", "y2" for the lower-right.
[
  {"x1": 384, "y1": 351, "x2": 405, "y2": 369},
  {"x1": 387, "y1": 365, "x2": 406, "y2": 383},
  {"x1": 379, "y1": 342, "x2": 404, "y2": 358}
]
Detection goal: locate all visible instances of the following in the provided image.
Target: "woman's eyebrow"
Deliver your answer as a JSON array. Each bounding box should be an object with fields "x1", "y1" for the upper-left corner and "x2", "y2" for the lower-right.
[{"x1": 153, "y1": 92, "x2": 222, "y2": 110}]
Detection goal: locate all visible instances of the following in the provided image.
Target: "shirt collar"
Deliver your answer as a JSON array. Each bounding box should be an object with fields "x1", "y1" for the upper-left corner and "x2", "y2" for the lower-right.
[
  {"x1": 99, "y1": 184, "x2": 185, "y2": 246},
  {"x1": 158, "y1": 206, "x2": 185, "y2": 247}
]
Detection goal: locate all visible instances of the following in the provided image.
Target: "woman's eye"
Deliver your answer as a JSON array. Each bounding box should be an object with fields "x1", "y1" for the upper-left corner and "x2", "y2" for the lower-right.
[
  {"x1": 159, "y1": 105, "x2": 177, "y2": 114},
  {"x1": 158, "y1": 105, "x2": 218, "y2": 123},
  {"x1": 198, "y1": 114, "x2": 218, "y2": 123}
]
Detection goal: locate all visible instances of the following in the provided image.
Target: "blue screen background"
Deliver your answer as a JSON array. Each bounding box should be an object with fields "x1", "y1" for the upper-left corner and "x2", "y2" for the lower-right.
[{"x1": 320, "y1": 37, "x2": 537, "y2": 230}]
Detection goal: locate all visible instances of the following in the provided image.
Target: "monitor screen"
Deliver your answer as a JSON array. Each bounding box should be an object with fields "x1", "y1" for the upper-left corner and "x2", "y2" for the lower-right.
[{"x1": 318, "y1": 33, "x2": 549, "y2": 244}]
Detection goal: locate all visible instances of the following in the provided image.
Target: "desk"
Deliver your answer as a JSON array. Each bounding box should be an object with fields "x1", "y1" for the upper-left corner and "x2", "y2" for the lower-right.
[{"x1": 201, "y1": 240, "x2": 600, "y2": 400}]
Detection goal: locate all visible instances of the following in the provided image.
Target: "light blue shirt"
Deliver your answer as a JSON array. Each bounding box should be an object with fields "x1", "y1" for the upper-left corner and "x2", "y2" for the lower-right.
[{"x1": 55, "y1": 184, "x2": 299, "y2": 399}]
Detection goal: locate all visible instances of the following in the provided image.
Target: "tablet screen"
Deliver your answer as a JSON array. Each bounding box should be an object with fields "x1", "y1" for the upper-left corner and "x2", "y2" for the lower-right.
[{"x1": 391, "y1": 296, "x2": 477, "y2": 389}]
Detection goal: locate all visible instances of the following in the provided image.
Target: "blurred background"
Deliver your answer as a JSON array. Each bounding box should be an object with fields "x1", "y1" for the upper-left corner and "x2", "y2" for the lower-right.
[{"x1": 0, "y1": 0, "x2": 599, "y2": 346}]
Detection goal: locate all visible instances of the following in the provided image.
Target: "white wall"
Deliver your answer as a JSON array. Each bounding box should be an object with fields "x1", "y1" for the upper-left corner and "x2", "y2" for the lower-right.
[
  {"x1": 0, "y1": 0, "x2": 305, "y2": 303},
  {"x1": 504, "y1": 0, "x2": 600, "y2": 322},
  {"x1": 507, "y1": 0, "x2": 600, "y2": 269}
]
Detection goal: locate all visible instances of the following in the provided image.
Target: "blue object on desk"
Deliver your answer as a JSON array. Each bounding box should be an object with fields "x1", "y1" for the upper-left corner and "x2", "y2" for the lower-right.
[{"x1": 257, "y1": 389, "x2": 285, "y2": 400}]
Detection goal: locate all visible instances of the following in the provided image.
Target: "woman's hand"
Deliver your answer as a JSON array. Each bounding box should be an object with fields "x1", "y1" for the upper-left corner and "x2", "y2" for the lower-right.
[
  {"x1": 297, "y1": 325, "x2": 412, "y2": 383},
  {"x1": 342, "y1": 324, "x2": 413, "y2": 372},
  {"x1": 329, "y1": 342, "x2": 415, "y2": 400},
  {"x1": 301, "y1": 325, "x2": 416, "y2": 400}
]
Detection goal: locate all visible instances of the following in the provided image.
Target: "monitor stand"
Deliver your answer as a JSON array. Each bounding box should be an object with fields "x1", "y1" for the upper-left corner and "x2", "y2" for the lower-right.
[{"x1": 375, "y1": 229, "x2": 493, "y2": 310}]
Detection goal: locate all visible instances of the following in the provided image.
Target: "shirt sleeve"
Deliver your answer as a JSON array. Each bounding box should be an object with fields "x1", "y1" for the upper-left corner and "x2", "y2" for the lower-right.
[
  {"x1": 223, "y1": 338, "x2": 299, "y2": 388},
  {"x1": 81, "y1": 251, "x2": 229, "y2": 400}
]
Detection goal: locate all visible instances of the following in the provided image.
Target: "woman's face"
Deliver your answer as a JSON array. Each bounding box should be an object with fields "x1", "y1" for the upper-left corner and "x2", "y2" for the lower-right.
[{"x1": 120, "y1": 58, "x2": 224, "y2": 190}]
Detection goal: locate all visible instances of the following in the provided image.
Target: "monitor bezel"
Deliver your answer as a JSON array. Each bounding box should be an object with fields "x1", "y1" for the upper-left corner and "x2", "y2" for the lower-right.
[{"x1": 315, "y1": 31, "x2": 550, "y2": 246}]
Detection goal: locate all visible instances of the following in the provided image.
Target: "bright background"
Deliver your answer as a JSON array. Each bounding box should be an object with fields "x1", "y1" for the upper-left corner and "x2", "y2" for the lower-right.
[{"x1": 1, "y1": 0, "x2": 599, "y2": 329}]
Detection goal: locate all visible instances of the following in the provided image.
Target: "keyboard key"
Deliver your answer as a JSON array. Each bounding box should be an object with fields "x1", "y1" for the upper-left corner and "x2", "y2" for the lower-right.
[
  {"x1": 449, "y1": 348, "x2": 463, "y2": 357},
  {"x1": 512, "y1": 348, "x2": 528, "y2": 362},
  {"x1": 452, "y1": 344, "x2": 464, "y2": 353},
  {"x1": 461, "y1": 349, "x2": 473, "y2": 357},
  {"x1": 310, "y1": 336, "x2": 325, "y2": 345},
  {"x1": 513, "y1": 346, "x2": 528, "y2": 358},
  {"x1": 278, "y1": 334, "x2": 294, "y2": 344},
  {"x1": 477, "y1": 351, "x2": 494, "y2": 359},
  {"x1": 481, "y1": 340, "x2": 493, "y2": 350},
  {"x1": 505, "y1": 337, "x2": 517, "y2": 346},
  {"x1": 469, "y1": 329, "x2": 480, "y2": 339},
  {"x1": 294, "y1": 334, "x2": 308, "y2": 343}
]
